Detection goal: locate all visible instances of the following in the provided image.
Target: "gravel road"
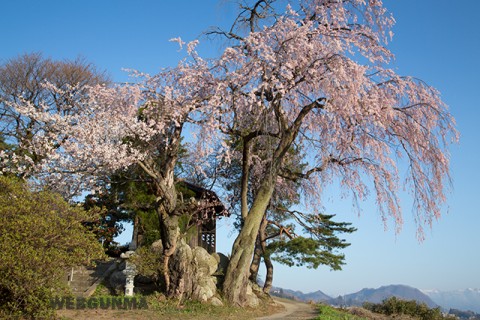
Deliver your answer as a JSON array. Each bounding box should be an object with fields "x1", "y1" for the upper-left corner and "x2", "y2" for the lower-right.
[{"x1": 256, "y1": 298, "x2": 318, "y2": 320}]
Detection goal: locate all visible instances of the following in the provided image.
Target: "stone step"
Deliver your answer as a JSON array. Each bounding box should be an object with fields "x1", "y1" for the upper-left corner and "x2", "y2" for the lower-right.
[{"x1": 67, "y1": 260, "x2": 117, "y2": 297}]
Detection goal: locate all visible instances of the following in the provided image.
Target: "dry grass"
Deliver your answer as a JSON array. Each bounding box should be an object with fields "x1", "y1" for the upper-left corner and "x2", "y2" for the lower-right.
[{"x1": 56, "y1": 296, "x2": 283, "y2": 320}]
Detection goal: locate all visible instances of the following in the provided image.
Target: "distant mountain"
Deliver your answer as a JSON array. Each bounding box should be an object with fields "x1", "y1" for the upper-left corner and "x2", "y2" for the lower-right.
[
  {"x1": 270, "y1": 286, "x2": 331, "y2": 302},
  {"x1": 448, "y1": 309, "x2": 480, "y2": 320},
  {"x1": 302, "y1": 290, "x2": 332, "y2": 302},
  {"x1": 423, "y1": 288, "x2": 480, "y2": 313},
  {"x1": 328, "y1": 284, "x2": 438, "y2": 308}
]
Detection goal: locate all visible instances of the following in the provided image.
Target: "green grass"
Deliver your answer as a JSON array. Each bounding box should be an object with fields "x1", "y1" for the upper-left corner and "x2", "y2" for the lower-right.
[{"x1": 315, "y1": 304, "x2": 368, "y2": 320}]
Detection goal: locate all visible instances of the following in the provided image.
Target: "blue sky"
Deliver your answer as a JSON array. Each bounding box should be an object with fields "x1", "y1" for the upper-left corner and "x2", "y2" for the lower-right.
[{"x1": 1, "y1": 0, "x2": 479, "y2": 297}]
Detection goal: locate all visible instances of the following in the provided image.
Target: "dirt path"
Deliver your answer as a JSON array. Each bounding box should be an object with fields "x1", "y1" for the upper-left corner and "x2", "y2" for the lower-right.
[{"x1": 256, "y1": 298, "x2": 318, "y2": 320}]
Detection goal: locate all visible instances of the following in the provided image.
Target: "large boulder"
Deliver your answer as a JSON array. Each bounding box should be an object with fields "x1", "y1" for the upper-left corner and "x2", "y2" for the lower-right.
[
  {"x1": 211, "y1": 252, "x2": 229, "y2": 276},
  {"x1": 245, "y1": 282, "x2": 260, "y2": 307},
  {"x1": 169, "y1": 239, "x2": 194, "y2": 298},
  {"x1": 193, "y1": 276, "x2": 217, "y2": 302},
  {"x1": 209, "y1": 296, "x2": 224, "y2": 306},
  {"x1": 192, "y1": 247, "x2": 218, "y2": 276},
  {"x1": 168, "y1": 241, "x2": 226, "y2": 303},
  {"x1": 133, "y1": 240, "x2": 230, "y2": 305},
  {"x1": 191, "y1": 246, "x2": 218, "y2": 302}
]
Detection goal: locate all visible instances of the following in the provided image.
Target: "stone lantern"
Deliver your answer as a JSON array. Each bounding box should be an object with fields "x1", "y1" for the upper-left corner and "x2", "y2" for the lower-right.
[{"x1": 120, "y1": 251, "x2": 137, "y2": 297}]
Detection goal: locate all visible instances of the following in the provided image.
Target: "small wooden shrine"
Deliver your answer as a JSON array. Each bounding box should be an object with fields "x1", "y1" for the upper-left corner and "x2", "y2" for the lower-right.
[
  {"x1": 130, "y1": 181, "x2": 228, "y2": 254},
  {"x1": 180, "y1": 181, "x2": 228, "y2": 254}
]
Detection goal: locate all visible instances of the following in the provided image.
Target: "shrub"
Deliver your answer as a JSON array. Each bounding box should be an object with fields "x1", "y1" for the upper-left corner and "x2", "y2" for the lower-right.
[
  {"x1": 130, "y1": 245, "x2": 164, "y2": 283},
  {"x1": 0, "y1": 176, "x2": 105, "y2": 319},
  {"x1": 363, "y1": 297, "x2": 455, "y2": 320}
]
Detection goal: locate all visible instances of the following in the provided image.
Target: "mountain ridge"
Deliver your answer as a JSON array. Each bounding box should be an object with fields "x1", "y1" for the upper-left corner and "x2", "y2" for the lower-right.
[
  {"x1": 272, "y1": 284, "x2": 436, "y2": 307},
  {"x1": 328, "y1": 284, "x2": 437, "y2": 308},
  {"x1": 270, "y1": 284, "x2": 480, "y2": 313},
  {"x1": 270, "y1": 286, "x2": 331, "y2": 302},
  {"x1": 423, "y1": 288, "x2": 480, "y2": 313}
]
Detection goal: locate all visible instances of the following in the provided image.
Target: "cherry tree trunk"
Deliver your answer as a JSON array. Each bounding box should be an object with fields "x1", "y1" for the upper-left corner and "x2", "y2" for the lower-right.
[
  {"x1": 157, "y1": 205, "x2": 181, "y2": 296},
  {"x1": 223, "y1": 182, "x2": 275, "y2": 305},
  {"x1": 167, "y1": 237, "x2": 194, "y2": 301}
]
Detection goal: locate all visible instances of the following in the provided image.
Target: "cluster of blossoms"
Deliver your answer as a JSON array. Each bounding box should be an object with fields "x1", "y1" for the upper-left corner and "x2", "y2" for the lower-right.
[{"x1": 1, "y1": 0, "x2": 457, "y2": 236}]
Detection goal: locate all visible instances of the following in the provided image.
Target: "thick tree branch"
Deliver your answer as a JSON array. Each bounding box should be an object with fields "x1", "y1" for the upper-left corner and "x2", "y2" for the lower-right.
[
  {"x1": 279, "y1": 156, "x2": 364, "y2": 181},
  {"x1": 291, "y1": 98, "x2": 327, "y2": 135},
  {"x1": 266, "y1": 220, "x2": 295, "y2": 240}
]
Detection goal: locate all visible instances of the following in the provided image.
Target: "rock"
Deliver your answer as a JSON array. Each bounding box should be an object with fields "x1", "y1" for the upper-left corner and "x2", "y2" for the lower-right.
[
  {"x1": 245, "y1": 282, "x2": 260, "y2": 307},
  {"x1": 246, "y1": 292, "x2": 260, "y2": 307},
  {"x1": 169, "y1": 239, "x2": 194, "y2": 297},
  {"x1": 209, "y1": 296, "x2": 224, "y2": 306},
  {"x1": 131, "y1": 239, "x2": 225, "y2": 304},
  {"x1": 203, "y1": 280, "x2": 217, "y2": 300},
  {"x1": 120, "y1": 250, "x2": 135, "y2": 259},
  {"x1": 192, "y1": 276, "x2": 217, "y2": 302},
  {"x1": 151, "y1": 239, "x2": 163, "y2": 253},
  {"x1": 190, "y1": 247, "x2": 218, "y2": 302},
  {"x1": 211, "y1": 252, "x2": 229, "y2": 289},
  {"x1": 193, "y1": 247, "x2": 218, "y2": 276},
  {"x1": 211, "y1": 252, "x2": 229, "y2": 276},
  {"x1": 211, "y1": 252, "x2": 221, "y2": 263}
]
